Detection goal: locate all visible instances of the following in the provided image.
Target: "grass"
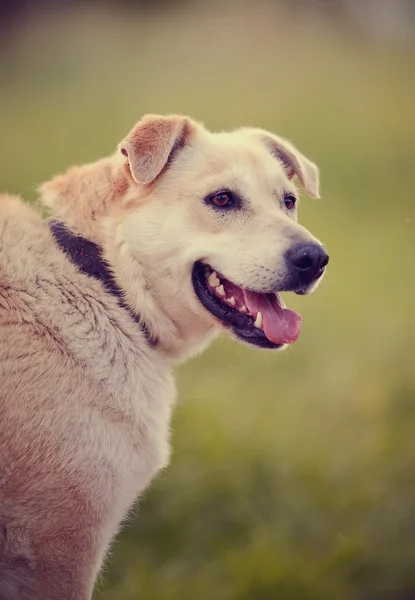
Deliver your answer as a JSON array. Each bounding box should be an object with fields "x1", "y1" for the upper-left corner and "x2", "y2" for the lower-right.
[{"x1": 1, "y1": 3, "x2": 414, "y2": 598}]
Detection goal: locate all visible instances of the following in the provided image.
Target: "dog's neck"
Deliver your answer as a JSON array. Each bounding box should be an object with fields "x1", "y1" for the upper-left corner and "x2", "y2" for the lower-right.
[
  {"x1": 48, "y1": 220, "x2": 155, "y2": 345},
  {"x1": 40, "y1": 158, "x2": 219, "y2": 360}
]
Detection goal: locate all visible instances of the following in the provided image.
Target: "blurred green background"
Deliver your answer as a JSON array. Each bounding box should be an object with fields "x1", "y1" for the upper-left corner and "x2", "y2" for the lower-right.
[{"x1": 1, "y1": 1, "x2": 414, "y2": 598}]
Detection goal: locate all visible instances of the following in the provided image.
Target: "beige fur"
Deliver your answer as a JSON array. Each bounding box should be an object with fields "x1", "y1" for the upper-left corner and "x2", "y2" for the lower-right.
[{"x1": 0, "y1": 115, "x2": 326, "y2": 599}]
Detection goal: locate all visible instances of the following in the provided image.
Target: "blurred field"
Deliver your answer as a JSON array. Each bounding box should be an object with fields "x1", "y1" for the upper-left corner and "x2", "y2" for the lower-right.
[{"x1": 1, "y1": 2, "x2": 415, "y2": 598}]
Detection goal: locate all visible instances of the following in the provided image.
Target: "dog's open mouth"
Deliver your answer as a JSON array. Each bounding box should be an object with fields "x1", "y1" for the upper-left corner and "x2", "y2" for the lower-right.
[{"x1": 192, "y1": 262, "x2": 301, "y2": 349}]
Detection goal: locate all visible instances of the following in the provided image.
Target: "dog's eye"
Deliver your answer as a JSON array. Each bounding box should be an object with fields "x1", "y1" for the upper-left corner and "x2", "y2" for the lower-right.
[
  {"x1": 210, "y1": 192, "x2": 232, "y2": 208},
  {"x1": 205, "y1": 190, "x2": 241, "y2": 211},
  {"x1": 284, "y1": 195, "x2": 296, "y2": 210}
]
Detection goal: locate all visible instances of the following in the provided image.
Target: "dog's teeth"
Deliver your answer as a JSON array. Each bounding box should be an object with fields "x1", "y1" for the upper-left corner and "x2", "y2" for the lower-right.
[
  {"x1": 228, "y1": 296, "x2": 236, "y2": 306},
  {"x1": 208, "y1": 271, "x2": 220, "y2": 287},
  {"x1": 254, "y1": 312, "x2": 263, "y2": 329},
  {"x1": 240, "y1": 305, "x2": 248, "y2": 313},
  {"x1": 216, "y1": 285, "x2": 225, "y2": 296}
]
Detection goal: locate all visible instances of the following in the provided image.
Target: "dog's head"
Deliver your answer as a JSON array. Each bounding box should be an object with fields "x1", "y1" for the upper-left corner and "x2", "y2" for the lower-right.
[
  {"x1": 42, "y1": 114, "x2": 328, "y2": 359},
  {"x1": 111, "y1": 114, "x2": 328, "y2": 356}
]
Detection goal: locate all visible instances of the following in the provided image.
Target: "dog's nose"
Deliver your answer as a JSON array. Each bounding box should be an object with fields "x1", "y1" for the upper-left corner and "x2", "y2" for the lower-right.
[{"x1": 286, "y1": 243, "x2": 329, "y2": 286}]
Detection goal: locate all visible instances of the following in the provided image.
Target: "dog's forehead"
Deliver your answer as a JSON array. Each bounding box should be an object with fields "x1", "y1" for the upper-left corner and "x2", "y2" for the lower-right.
[{"x1": 186, "y1": 129, "x2": 289, "y2": 191}]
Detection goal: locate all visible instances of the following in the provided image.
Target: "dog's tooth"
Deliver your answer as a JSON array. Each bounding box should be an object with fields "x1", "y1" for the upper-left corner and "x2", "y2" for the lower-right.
[
  {"x1": 240, "y1": 305, "x2": 248, "y2": 313},
  {"x1": 254, "y1": 312, "x2": 263, "y2": 329},
  {"x1": 208, "y1": 271, "x2": 220, "y2": 287},
  {"x1": 228, "y1": 296, "x2": 236, "y2": 306},
  {"x1": 216, "y1": 285, "x2": 225, "y2": 296}
]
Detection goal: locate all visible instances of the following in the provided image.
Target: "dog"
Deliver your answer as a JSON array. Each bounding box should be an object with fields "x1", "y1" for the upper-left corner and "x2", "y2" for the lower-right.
[{"x1": 0, "y1": 114, "x2": 328, "y2": 600}]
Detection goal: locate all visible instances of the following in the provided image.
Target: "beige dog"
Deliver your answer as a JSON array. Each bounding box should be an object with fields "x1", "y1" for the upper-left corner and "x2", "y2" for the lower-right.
[{"x1": 0, "y1": 115, "x2": 328, "y2": 599}]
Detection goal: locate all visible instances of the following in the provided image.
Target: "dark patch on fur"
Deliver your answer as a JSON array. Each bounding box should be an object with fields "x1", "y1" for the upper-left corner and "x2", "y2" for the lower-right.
[{"x1": 49, "y1": 221, "x2": 156, "y2": 346}]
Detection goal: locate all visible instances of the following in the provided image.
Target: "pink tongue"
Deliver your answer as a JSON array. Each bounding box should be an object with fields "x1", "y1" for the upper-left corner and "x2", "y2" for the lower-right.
[{"x1": 242, "y1": 290, "x2": 301, "y2": 345}]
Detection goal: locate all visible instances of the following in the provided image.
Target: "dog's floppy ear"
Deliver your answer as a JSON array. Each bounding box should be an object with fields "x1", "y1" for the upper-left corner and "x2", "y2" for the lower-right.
[
  {"x1": 118, "y1": 114, "x2": 193, "y2": 185},
  {"x1": 248, "y1": 129, "x2": 320, "y2": 199}
]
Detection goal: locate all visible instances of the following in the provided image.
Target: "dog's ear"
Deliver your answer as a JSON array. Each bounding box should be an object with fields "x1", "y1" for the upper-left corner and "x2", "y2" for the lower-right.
[
  {"x1": 263, "y1": 133, "x2": 320, "y2": 199},
  {"x1": 118, "y1": 114, "x2": 193, "y2": 185},
  {"x1": 247, "y1": 129, "x2": 320, "y2": 199}
]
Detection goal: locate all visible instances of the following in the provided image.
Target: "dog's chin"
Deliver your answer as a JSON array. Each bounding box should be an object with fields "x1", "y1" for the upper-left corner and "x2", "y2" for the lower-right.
[
  {"x1": 294, "y1": 279, "x2": 322, "y2": 296},
  {"x1": 191, "y1": 261, "x2": 303, "y2": 350}
]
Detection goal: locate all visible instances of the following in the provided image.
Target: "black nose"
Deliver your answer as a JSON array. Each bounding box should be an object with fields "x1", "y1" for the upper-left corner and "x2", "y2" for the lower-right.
[{"x1": 286, "y1": 243, "x2": 329, "y2": 287}]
